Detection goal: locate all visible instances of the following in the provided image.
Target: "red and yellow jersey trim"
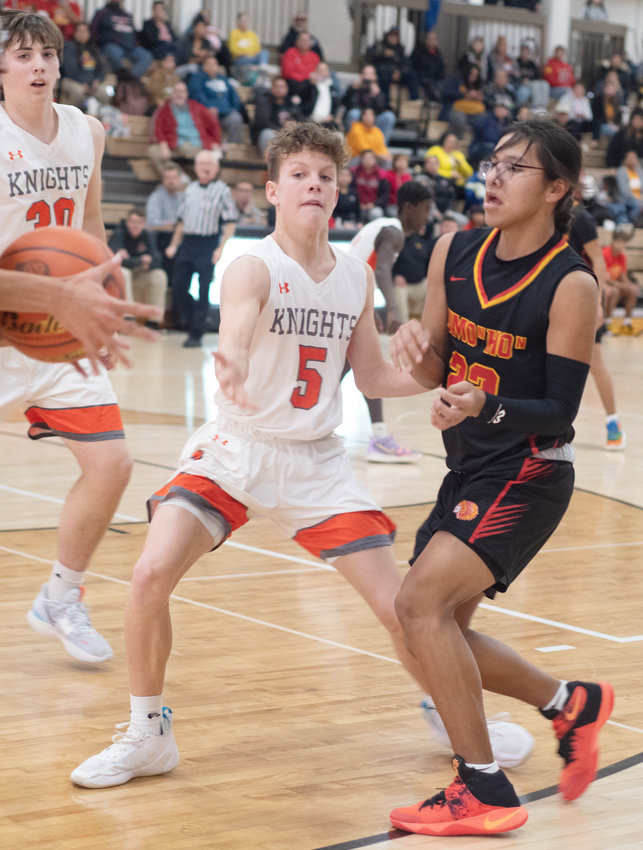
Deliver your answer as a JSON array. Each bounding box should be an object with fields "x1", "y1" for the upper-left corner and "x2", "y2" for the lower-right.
[{"x1": 473, "y1": 228, "x2": 569, "y2": 309}]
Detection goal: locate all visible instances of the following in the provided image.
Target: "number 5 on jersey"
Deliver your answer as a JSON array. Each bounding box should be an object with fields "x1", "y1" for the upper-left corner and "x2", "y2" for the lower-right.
[{"x1": 291, "y1": 345, "x2": 327, "y2": 409}]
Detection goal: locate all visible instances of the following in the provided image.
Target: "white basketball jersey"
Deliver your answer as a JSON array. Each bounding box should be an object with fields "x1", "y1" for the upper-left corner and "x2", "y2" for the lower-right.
[
  {"x1": 346, "y1": 217, "x2": 402, "y2": 269},
  {"x1": 216, "y1": 235, "x2": 369, "y2": 441},
  {"x1": 0, "y1": 103, "x2": 94, "y2": 250}
]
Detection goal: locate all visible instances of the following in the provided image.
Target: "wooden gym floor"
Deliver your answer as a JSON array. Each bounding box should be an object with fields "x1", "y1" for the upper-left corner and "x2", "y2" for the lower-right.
[{"x1": 1, "y1": 329, "x2": 642, "y2": 850}]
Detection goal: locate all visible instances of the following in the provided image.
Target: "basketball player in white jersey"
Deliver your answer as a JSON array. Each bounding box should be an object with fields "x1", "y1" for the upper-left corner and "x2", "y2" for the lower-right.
[
  {"x1": 0, "y1": 10, "x2": 159, "y2": 664},
  {"x1": 345, "y1": 189, "x2": 429, "y2": 462}
]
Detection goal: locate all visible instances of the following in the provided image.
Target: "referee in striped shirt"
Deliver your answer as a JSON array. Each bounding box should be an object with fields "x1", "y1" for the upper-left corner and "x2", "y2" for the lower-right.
[{"x1": 166, "y1": 150, "x2": 238, "y2": 347}]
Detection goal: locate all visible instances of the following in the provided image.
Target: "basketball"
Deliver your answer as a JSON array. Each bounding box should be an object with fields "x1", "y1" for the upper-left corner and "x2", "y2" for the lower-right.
[{"x1": 0, "y1": 227, "x2": 126, "y2": 363}]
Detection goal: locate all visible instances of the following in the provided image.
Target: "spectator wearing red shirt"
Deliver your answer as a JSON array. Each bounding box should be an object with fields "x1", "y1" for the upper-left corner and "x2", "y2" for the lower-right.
[
  {"x1": 281, "y1": 31, "x2": 320, "y2": 98},
  {"x1": 149, "y1": 81, "x2": 221, "y2": 175},
  {"x1": 382, "y1": 153, "x2": 411, "y2": 214},
  {"x1": 602, "y1": 233, "x2": 640, "y2": 332},
  {"x1": 46, "y1": 1, "x2": 81, "y2": 39},
  {"x1": 542, "y1": 46, "x2": 575, "y2": 98},
  {"x1": 351, "y1": 149, "x2": 391, "y2": 222}
]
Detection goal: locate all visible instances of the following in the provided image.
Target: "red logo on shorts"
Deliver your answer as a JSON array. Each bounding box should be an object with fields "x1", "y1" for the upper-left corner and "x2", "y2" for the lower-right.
[
  {"x1": 453, "y1": 501, "x2": 479, "y2": 520},
  {"x1": 279, "y1": 282, "x2": 290, "y2": 294},
  {"x1": 191, "y1": 450, "x2": 204, "y2": 460}
]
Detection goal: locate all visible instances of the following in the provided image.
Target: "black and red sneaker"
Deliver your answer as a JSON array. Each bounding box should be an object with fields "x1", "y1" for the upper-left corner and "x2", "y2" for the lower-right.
[
  {"x1": 541, "y1": 680, "x2": 614, "y2": 801},
  {"x1": 390, "y1": 755, "x2": 528, "y2": 836}
]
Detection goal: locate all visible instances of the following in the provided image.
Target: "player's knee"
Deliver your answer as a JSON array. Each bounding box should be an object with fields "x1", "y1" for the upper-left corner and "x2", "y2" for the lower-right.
[{"x1": 129, "y1": 555, "x2": 174, "y2": 607}]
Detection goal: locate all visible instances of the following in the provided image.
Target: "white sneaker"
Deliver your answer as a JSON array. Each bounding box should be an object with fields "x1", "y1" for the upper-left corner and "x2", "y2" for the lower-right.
[
  {"x1": 27, "y1": 583, "x2": 113, "y2": 663},
  {"x1": 71, "y1": 707, "x2": 179, "y2": 788},
  {"x1": 421, "y1": 699, "x2": 534, "y2": 769}
]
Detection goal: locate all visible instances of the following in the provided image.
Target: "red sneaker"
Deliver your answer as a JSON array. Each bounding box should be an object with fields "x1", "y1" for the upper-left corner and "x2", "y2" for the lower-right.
[
  {"x1": 543, "y1": 681, "x2": 614, "y2": 801},
  {"x1": 390, "y1": 756, "x2": 528, "y2": 836}
]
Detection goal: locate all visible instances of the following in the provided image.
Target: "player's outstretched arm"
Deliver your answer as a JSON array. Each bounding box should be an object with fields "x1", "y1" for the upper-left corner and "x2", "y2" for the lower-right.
[
  {"x1": 348, "y1": 264, "x2": 433, "y2": 399},
  {"x1": 213, "y1": 255, "x2": 270, "y2": 410},
  {"x1": 389, "y1": 232, "x2": 452, "y2": 386}
]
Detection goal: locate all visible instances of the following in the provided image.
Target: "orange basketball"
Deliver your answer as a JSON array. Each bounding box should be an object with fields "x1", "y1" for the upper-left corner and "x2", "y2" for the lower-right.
[{"x1": 0, "y1": 226, "x2": 126, "y2": 363}]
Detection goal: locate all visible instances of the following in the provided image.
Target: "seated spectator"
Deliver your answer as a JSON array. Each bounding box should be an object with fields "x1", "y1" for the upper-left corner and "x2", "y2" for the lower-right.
[
  {"x1": 177, "y1": 14, "x2": 230, "y2": 78},
  {"x1": 416, "y1": 155, "x2": 461, "y2": 219},
  {"x1": 345, "y1": 107, "x2": 391, "y2": 167},
  {"x1": 341, "y1": 64, "x2": 396, "y2": 143},
  {"x1": 616, "y1": 150, "x2": 643, "y2": 222},
  {"x1": 279, "y1": 10, "x2": 324, "y2": 59},
  {"x1": 606, "y1": 108, "x2": 643, "y2": 167},
  {"x1": 145, "y1": 50, "x2": 181, "y2": 109},
  {"x1": 557, "y1": 82, "x2": 593, "y2": 136},
  {"x1": 113, "y1": 69, "x2": 152, "y2": 116},
  {"x1": 598, "y1": 174, "x2": 638, "y2": 226},
  {"x1": 232, "y1": 180, "x2": 266, "y2": 226},
  {"x1": 188, "y1": 55, "x2": 244, "y2": 144},
  {"x1": 382, "y1": 153, "x2": 412, "y2": 213},
  {"x1": 515, "y1": 40, "x2": 548, "y2": 109},
  {"x1": 59, "y1": 20, "x2": 111, "y2": 111},
  {"x1": 227, "y1": 11, "x2": 268, "y2": 85},
  {"x1": 299, "y1": 62, "x2": 341, "y2": 129},
  {"x1": 332, "y1": 165, "x2": 362, "y2": 229},
  {"x1": 463, "y1": 163, "x2": 486, "y2": 210},
  {"x1": 552, "y1": 101, "x2": 579, "y2": 140},
  {"x1": 482, "y1": 68, "x2": 516, "y2": 111},
  {"x1": 145, "y1": 161, "x2": 185, "y2": 293},
  {"x1": 139, "y1": 1, "x2": 181, "y2": 61},
  {"x1": 592, "y1": 71, "x2": 624, "y2": 141},
  {"x1": 251, "y1": 76, "x2": 304, "y2": 156},
  {"x1": 468, "y1": 98, "x2": 513, "y2": 163},
  {"x1": 456, "y1": 36, "x2": 488, "y2": 83},
  {"x1": 442, "y1": 64, "x2": 485, "y2": 132},
  {"x1": 48, "y1": 2, "x2": 82, "y2": 40},
  {"x1": 409, "y1": 29, "x2": 445, "y2": 103},
  {"x1": 463, "y1": 204, "x2": 486, "y2": 230},
  {"x1": 602, "y1": 231, "x2": 641, "y2": 333},
  {"x1": 365, "y1": 26, "x2": 412, "y2": 101},
  {"x1": 149, "y1": 81, "x2": 222, "y2": 171},
  {"x1": 596, "y1": 52, "x2": 633, "y2": 97},
  {"x1": 281, "y1": 31, "x2": 321, "y2": 99},
  {"x1": 351, "y1": 149, "x2": 391, "y2": 222},
  {"x1": 578, "y1": 172, "x2": 613, "y2": 226},
  {"x1": 542, "y1": 46, "x2": 575, "y2": 99},
  {"x1": 108, "y1": 207, "x2": 168, "y2": 326},
  {"x1": 584, "y1": 0, "x2": 609, "y2": 21},
  {"x1": 425, "y1": 131, "x2": 473, "y2": 189},
  {"x1": 90, "y1": 0, "x2": 153, "y2": 78},
  {"x1": 487, "y1": 34, "x2": 518, "y2": 83}
]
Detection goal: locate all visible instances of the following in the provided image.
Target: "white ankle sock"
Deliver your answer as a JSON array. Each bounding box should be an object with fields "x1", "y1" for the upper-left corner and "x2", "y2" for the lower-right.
[
  {"x1": 372, "y1": 422, "x2": 387, "y2": 438},
  {"x1": 48, "y1": 560, "x2": 83, "y2": 601},
  {"x1": 130, "y1": 695, "x2": 164, "y2": 733},
  {"x1": 541, "y1": 680, "x2": 569, "y2": 713},
  {"x1": 465, "y1": 760, "x2": 499, "y2": 774}
]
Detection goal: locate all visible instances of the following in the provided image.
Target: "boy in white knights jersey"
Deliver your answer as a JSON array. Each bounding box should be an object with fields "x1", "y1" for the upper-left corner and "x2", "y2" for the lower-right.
[
  {"x1": 71, "y1": 122, "x2": 440, "y2": 788},
  {"x1": 0, "y1": 11, "x2": 160, "y2": 665}
]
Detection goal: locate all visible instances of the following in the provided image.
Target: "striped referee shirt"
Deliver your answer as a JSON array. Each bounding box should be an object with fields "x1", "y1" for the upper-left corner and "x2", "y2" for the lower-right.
[{"x1": 178, "y1": 178, "x2": 238, "y2": 236}]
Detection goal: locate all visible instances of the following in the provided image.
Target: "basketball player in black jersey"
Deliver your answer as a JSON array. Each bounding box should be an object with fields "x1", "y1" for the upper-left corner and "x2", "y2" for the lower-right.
[{"x1": 387, "y1": 118, "x2": 614, "y2": 836}]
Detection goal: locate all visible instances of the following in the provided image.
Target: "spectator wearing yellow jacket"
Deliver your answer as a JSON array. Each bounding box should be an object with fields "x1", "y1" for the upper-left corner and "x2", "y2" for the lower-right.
[
  {"x1": 346, "y1": 107, "x2": 392, "y2": 167},
  {"x1": 425, "y1": 130, "x2": 473, "y2": 187},
  {"x1": 227, "y1": 11, "x2": 268, "y2": 84}
]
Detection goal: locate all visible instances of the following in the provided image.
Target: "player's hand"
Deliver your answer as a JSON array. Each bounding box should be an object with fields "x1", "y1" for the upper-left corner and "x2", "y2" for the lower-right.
[
  {"x1": 430, "y1": 382, "x2": 485, "y2": 430},
  {"x1": 58, "y1": 254, "x2": 162, "y2": 374},
  {"x1": 390, "y1": 319, "x2": 430, "y2": 371},
  {"x1": 213, "y1": 349, "x2": 258, "y2": 412}
]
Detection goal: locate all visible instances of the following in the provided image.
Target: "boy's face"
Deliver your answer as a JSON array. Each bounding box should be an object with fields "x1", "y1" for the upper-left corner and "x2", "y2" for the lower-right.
[
  {"x1": 1, "y1": 36, "x2": 60, "y2": 96},
  {"x1": 266, "y1": 148, "x2": 338, "y2": 223}
]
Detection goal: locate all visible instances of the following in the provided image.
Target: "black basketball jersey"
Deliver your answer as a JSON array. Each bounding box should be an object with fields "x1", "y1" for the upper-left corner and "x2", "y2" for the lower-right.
[{"x1": 441, "y1": 226, "x2": 592, "y2": 472}]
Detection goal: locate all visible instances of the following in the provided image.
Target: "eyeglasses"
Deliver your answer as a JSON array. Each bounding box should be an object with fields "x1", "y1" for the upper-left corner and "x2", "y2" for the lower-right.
[{"x1": 480, "y1": 159, "x2": 547, "y2": 182}]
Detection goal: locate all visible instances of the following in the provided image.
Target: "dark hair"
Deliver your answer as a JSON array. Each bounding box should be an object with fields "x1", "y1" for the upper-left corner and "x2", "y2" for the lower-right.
[
  {"x1": 0, "y1": 9, "x2": 64, "y2": 61},
  {"x1": 397, "y1": 180, "x2": 433, "y2": 207},
  {"x1": 127, "y1": 206, "x2": 147, "y2": 219},
  {"x1": 438, "y1": 129, "x2": 457, "y2": 146},
  {"x1": 266, "y1": 122, "x2": 347, "y2": 181},
  {"x1": 493, "y1": 117, "x2": 581, "y2": 233}
]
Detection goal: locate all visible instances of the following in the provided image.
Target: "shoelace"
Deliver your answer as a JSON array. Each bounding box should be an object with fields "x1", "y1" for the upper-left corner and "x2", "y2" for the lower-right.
[
  {"x1": 104, "y1": 722, "x2": 152, "y2": 759},
  {"x1": 55, "y1": 599, "x2": 95, "y2": 633}
]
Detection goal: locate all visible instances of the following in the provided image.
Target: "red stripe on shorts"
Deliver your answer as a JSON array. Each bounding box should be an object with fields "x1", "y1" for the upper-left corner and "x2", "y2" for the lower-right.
[
  {"x1": 294, "y1": 510, "x2": 396, "y2": 559},
  {"x1": 25, "y1": 403, "x2": 124, "y2": 440},
  {"x1": 152, "y1": 472, "x2": 249, "y2": 533}
]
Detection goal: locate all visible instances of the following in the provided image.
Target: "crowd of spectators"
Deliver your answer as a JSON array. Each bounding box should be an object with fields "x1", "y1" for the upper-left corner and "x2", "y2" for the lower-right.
[{"x1": 24, "y1": 0, "x2": 640, "y2": 326}]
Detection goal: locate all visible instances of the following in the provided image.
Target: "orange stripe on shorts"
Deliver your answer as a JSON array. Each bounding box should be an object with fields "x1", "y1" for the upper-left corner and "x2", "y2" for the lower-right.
[
  {"x1": 25, "y1": 404, "x2": 124, "y2": 441},
  {"x1": 294, "y1": 510, "x2": 396, "y2": 560},
  {"x1": 152, "y1": 473, "x2": 249, "y2": 533}
]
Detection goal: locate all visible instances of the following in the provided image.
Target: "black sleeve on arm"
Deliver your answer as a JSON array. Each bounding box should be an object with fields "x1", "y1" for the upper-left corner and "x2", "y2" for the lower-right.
[{"x1": 476, "y1": 353, "x2": 590, "y2": 434}]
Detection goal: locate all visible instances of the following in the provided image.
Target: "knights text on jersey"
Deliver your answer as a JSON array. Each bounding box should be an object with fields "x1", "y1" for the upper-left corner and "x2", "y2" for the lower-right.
[
  {"x1": 0, "y1": 103, "x2": 93, "y2": 248},
  {"x1": 441, "y1": 227, "x2": 591, "y2": 472},
  {"x1": 215, "y1": 235, "x2": 368, "y2": 441}
]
